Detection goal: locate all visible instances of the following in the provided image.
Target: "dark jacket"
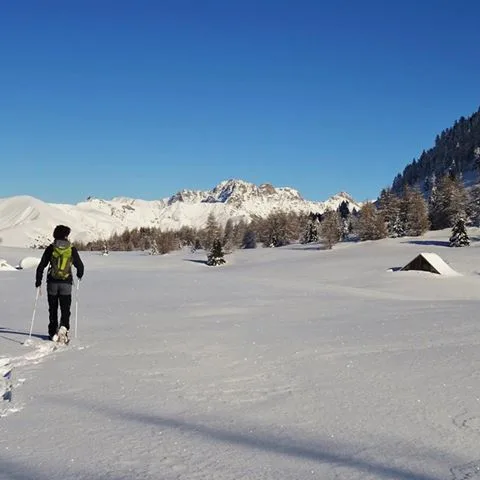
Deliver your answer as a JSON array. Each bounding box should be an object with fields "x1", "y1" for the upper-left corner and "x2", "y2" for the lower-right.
[{"x1": 36, "y1": 240, "x2": 84, "y2": 287}]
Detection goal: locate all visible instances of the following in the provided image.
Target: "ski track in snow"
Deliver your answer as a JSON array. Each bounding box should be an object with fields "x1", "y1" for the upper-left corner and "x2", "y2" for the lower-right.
[{"x1": 0, "y1": 339, "x2": 80, "y2": 417}]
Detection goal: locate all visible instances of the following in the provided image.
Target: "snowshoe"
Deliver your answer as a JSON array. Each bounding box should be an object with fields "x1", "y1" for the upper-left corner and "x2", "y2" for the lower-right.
[{"x1": 56, "y1": 326, "x2": 70, "y2": 345}]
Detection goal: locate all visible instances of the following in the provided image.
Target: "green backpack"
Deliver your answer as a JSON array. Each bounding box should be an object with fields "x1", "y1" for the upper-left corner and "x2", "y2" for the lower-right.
[{"x1": 50, "y1": 243, "x2": 73, "y2": 280}]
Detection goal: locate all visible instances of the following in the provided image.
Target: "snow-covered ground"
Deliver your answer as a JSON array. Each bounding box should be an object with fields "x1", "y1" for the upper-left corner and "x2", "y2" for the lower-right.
[{"x1": 1, "y1": 230, "x2": 480, "y2": 480}]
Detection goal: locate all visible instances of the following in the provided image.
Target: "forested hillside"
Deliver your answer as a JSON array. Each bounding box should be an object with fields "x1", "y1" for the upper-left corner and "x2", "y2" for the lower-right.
[{"x1": 392, "y1": 107, "x2": 480, "y2": 195}]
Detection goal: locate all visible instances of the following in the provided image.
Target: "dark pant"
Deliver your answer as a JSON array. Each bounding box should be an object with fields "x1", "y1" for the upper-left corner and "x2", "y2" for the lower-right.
[{"x1": 47, "y1": 282, "x2": 72, "y2": 337}]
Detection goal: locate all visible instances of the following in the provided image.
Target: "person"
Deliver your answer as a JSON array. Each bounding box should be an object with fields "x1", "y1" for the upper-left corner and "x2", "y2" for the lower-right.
[{"x1": 35, "y1": 225, "x2": 84, "y2": 342}]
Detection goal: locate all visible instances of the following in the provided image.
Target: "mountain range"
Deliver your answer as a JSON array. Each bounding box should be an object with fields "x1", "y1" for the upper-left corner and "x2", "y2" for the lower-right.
[{"x1": 0, "y1": 179, "x2": 360, "y2": 248}]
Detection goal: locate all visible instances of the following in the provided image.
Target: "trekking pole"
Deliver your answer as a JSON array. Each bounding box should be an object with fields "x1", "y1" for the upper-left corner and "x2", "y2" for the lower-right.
[
  {"x1": 28, "y1": 288, "x2": 40, "y2": 340},
  {"x1": 74, "y1": 280, "x2": 80, "y2": 339}
]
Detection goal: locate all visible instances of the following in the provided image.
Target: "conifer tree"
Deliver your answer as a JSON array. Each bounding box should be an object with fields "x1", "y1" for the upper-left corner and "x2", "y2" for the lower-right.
[
  {"x1": 302, "y1": 219, "x2": 319, "y2": 244},
  {"x1": 449, "y1": 217, "x2": 470, "y2": 247},
  {"x1": 207, "y1": 238, "x2": 226, "y2": 266},
  {"x1": 338, "y1": 201, "x2": 350, "y2": 220}
]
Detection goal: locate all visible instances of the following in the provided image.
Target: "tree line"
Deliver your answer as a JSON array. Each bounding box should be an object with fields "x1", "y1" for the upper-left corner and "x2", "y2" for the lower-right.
[
  {"x1": 75, "y1": 171, "x2": 475, "y2": 255},
  {"x1": 74, "y1": 203, "x2": 356, "y2": 254}
]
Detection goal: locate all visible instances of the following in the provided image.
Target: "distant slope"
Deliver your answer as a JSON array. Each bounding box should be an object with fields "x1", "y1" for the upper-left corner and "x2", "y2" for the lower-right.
[
  {"x1": 0, "y1": 179, "x2": 361, "y2": 247},
  {"x1": 391, "y1": 106, "x2": 480, "y2": 194}
]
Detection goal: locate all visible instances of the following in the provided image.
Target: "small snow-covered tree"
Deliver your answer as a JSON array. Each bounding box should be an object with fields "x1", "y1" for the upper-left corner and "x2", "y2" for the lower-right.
[
  {"x1": 207, "y1": 238, "x2": 226, "y2": 266},
  {"x1": 449, "y1": 218, "x2": 470, "y2": 247},
  {"x1": 302, "y1": 219, "x2": 319, "y2": 244}
]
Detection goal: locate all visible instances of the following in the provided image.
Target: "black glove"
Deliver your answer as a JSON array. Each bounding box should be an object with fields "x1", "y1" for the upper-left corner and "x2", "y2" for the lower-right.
[{"x1": 35, "y1": 281, "x2": 41, "y2": 288}]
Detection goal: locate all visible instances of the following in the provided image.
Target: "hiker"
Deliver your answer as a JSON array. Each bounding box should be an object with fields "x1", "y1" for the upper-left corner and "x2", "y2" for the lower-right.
[{"x1": 35, "y1": 225, "x2": 84, "y2": 341}]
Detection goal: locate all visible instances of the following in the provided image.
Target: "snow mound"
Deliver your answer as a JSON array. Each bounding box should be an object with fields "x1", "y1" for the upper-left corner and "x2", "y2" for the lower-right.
[
  {"x1": 0, "y1": 259, "x2": 16, "y2": 271},
  {"x1": 17, "y1": 256, "x2": 41, "y2": 270}
]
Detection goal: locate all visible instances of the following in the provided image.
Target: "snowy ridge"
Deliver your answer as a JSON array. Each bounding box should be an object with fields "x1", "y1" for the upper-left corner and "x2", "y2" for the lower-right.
[{"x1": 0, "y1": 179, "x2": 360, "y2": 247}]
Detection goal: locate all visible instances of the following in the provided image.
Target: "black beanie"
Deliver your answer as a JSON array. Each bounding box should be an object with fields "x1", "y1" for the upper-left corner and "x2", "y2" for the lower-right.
[{"x1": 53, "y1": 225, "x2": 71, "y2": 240}]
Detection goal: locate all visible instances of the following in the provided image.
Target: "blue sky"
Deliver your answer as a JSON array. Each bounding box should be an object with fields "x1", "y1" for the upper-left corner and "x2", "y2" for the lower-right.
[{"x1": 1, "y1": 0, "x2": 480, "y2": 204}]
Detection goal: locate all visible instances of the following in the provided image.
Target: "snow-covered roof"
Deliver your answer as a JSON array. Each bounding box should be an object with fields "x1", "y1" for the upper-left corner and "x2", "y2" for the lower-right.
[{"x1": 402, "y1": 252, "x2": 460, "y2": 276}]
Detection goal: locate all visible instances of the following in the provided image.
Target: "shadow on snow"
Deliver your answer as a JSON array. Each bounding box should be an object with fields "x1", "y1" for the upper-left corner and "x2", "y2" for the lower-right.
[
  {"x1": 402, "y1": 240, "x2": 450, "y2": 247},
  {"x1": 41, "y1": 395, "x2": 461, "y2": 480},
  {"x1": 0, "y1": 327, "x2": 49, "y2": 341}
]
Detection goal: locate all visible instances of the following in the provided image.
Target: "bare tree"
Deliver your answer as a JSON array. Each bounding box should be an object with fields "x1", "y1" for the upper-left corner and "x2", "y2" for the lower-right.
[
  {"x1": 356, "y1": 202, "x2": 387, "y2": 241},
  {"x1": 403, "y1": 187, "x2": 430, "y2": 236},
  {"x1": 429, "y1": 174, "x2": 467, "y2": 229},
  {"x1": 202, "y1": 212, "x2": 221, "y2": 251},
  {"x1": 320, "y1": 210, "x2": 342, "y2": 249}
]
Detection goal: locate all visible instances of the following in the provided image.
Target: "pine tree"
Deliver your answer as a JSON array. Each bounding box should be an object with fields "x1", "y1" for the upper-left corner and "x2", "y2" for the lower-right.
[
  {"x1": 207, "y1": 238, "x2": 226, "y2": 266},
  {"x1": 302, "y1": 219, "x2": 319, "y2": 243},
  {"x1": 449, "y1": 218, "x2": 470, "y2": 247},
  {"x1": 338, "y1": 201, "x2": 350, "y2": 220}
]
